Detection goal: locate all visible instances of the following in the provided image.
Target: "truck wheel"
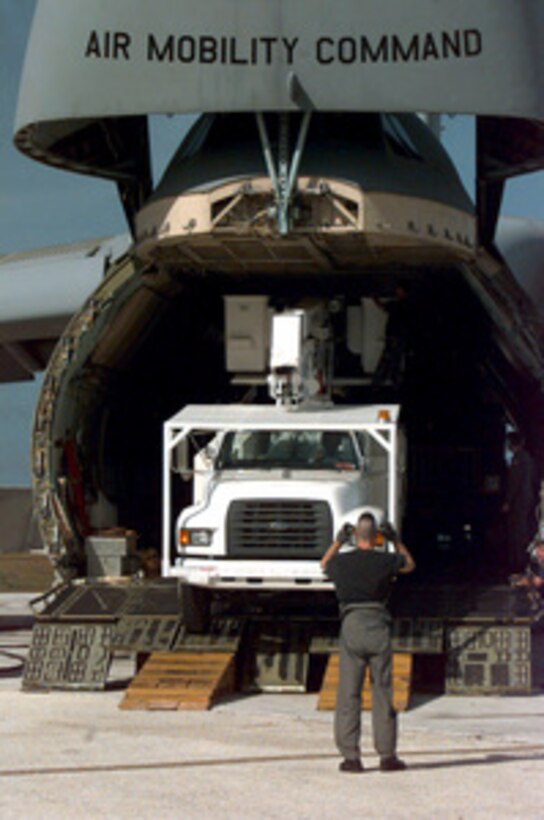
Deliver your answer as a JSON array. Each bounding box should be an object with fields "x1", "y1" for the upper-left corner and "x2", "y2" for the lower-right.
[{"x1": 182, "y1": 584, "x2": 211, "y2": 634}]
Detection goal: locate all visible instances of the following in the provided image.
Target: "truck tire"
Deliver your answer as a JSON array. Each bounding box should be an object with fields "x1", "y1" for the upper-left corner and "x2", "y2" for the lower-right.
[{"x1": 181, "y1": 584, "x2": 211, "y2": 634}]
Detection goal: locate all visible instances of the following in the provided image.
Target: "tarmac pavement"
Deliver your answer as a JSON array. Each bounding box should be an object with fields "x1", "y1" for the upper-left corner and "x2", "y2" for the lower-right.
[{"x1": 1, "y1": 593, "x2": 543, "y2": 819}]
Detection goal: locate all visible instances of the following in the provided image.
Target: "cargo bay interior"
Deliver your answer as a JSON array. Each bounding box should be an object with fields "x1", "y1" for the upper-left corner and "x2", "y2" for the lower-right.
[{"x1": 35, "y1": 262, "x2": 542, "y2": 583}]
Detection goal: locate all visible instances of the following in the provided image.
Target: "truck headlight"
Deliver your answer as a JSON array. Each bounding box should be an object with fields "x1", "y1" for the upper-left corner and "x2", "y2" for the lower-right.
[{"x1": 179, "y1": 528, "x2": 213, "y2": 548}]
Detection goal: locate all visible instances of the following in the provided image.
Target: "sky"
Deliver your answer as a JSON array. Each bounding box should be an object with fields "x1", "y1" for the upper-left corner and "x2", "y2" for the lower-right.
[{"x1": 0, "y1": 0, "x2": 543, "y2": 485}]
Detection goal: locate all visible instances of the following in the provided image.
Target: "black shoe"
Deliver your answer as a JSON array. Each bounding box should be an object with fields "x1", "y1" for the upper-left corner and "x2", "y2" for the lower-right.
[
  {"x1": 380, "y1": 756, "x2": 407, "y2": 772},
  {"x1": 339, "y1": 758, "x2": 364, "y2": 773}
]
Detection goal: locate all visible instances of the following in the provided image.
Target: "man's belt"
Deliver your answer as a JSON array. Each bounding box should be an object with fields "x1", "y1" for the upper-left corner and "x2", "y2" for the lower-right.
[{"x1": 340, "y1": 602, "x2": 388, "y2": 617}]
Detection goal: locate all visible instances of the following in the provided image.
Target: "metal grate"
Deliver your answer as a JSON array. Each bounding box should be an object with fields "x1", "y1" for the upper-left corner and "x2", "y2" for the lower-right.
[{"x1": 227, "y1": 499, "x2": 332, "y2": 559}]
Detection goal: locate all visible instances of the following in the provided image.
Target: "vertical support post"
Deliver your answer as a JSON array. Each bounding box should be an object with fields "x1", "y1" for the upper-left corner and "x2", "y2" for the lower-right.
[
  {"x1": 388, "y1": 424, "x2": 398, "y2": 528},
  {"x1": 162, "y1": 424, "x2": 172, "y2": 578},
  {"x1": 277, "y1": 113, "x2": 290, "y2": 234},
  {"x1": 366, "y1": 425, "x2": 396, "y2": 528}
]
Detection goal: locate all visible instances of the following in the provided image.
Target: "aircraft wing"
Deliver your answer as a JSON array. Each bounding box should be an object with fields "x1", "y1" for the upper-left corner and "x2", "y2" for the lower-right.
[{"x1": 0, "y1": 234, "x2": 130, "y2": 383}]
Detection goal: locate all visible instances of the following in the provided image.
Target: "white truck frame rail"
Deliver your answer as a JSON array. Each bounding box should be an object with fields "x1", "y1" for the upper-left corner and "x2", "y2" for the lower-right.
[{"x1": 162, "y1": 404, "x2": 401, "y2": 580}]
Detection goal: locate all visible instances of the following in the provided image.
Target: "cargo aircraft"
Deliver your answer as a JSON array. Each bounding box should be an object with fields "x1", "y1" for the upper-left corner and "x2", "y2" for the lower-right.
[{"x1": 1, "y1": 0, "x2": 543, "y2": 590}]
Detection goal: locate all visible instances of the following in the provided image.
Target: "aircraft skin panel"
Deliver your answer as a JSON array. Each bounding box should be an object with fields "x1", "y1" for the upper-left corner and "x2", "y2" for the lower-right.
[
  {"x1": 13, "y1": 1, "x2": 544, "y2": 228},
  {"x1": 136, "y1": 179, "x2": 476, "y2": 272},
  {"x1": 16, "y1": 0, "x2": 544, "y2": 127}
]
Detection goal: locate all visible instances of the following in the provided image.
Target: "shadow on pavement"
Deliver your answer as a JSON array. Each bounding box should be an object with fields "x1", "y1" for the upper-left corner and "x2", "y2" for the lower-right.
[
  {"x1": 0, "y1": 646, "x2": 27, "y2": 678},
  {"x1": 405, "y1": 752, "x2": 544, "y2": 772},
  {"x1": 1, "y1": 747, "x2": 543, "y2": 778}
]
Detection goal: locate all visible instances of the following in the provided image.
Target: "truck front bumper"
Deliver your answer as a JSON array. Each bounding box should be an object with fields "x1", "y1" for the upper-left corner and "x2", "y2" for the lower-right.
[{"x1": 169, "y1": 557, "x2": 334, "y2": 590}]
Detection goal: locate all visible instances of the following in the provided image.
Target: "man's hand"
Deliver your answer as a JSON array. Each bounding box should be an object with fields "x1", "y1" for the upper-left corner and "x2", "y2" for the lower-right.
[
  {"x1": 336, "y1": 523, "x2": 355, "y2": 545},
  {"x1": 380, "y1": 521, "x2": 398, "y2": 542},
  {"x1": 321, "y1": 523, "x2": 356, "y2": 570}
]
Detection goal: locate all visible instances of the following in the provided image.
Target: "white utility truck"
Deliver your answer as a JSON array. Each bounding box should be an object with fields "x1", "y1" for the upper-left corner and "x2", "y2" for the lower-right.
[{"x1": 162, "y1": 297, "x2": 405, "y2": 594}]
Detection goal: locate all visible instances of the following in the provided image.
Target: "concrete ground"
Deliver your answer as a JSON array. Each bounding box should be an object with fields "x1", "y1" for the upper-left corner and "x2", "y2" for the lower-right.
[
  {"x1": 1, "y1": 594, "x2": 543, "y2": 819},
  {"x1": 0, "y1": 552, "x2": 53, "y2": 593}
]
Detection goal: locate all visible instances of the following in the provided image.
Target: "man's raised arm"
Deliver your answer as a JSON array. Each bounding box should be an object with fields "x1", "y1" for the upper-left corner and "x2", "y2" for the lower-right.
[
  {"x1": 320, "y1": 540, "x2": 341, "y2": 571},
  {"x1": 394, "y1": 539, "x2": 415, "y2": 574}
]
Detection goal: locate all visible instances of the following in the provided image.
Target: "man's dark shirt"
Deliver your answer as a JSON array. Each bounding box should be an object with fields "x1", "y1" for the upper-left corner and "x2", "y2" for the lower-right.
[{"x1": 326, "y1": 548, "x2": 405, "y2": 605}]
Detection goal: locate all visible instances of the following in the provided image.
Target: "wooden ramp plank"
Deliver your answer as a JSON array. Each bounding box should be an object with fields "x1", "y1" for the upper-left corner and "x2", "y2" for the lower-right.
[
  {"x1": 119, "y1": 650, "x2": 236, "y2": 711},
  {"x1": 317, "y1": 652, "x2": 413, "y2": 712}
]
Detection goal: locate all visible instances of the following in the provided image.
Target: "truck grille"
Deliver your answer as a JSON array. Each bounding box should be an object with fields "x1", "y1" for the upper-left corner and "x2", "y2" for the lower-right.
[{"x1": 227, "y1": 499, "x2": 332, "y2": 559}]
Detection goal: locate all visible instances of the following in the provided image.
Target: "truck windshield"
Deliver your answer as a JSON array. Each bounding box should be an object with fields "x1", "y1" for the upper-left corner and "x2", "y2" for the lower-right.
[{"x1": 215, "y1": 430, "x2": 359, "y2": 470}]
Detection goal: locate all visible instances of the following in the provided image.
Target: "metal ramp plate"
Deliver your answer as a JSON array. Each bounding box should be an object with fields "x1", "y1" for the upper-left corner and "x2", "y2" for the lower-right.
[
  {"x1": 310, "y1": 618, "x2": 444, "y2": 655},
  {"x1": 23, "y1": 622, "x2": 114, "y2": 690},
  {"x1": 33, "y1": 579, "x2": 183, "y2": 620},
  {"x1": 242, "y1": 621, "x2": 310, "y2": 693},
  {"x1": 112, "y1": 616, "x2": 184, "y2": 653},
  {"x1": 445, "y1": 622, "x2": 533, "y2": 694},
  {"x1": 35, "y1": 584, "x2": 132, "y2": 619},
  {"x1": 317, "y1": 652, "x2": 413, "y2": 712},
  {"x1": 392, "y1": 618, "x2": 444, "y2": 653},
  {"x1": 118, "y1": 650, "x2": 237, "y2": 711},
  {"x1": 171, "y1": 618, "x2": 242, "y2": 652},
  {"x1": 120, "y1": 581, "x2": 183, "y2": 616}
]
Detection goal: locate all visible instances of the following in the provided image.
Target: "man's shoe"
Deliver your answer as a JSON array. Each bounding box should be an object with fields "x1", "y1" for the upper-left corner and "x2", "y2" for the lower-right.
[
  {"x1": 339, "y1": 758, "x2": 364, "y2": 773},
  {"x1": 380, "y1": 756, "x2": 407, "y2": 772}
]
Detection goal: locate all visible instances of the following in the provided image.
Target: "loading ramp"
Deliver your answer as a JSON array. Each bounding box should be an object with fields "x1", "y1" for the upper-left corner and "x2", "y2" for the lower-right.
[
  {"x1": 21, "y1": 579, "x2": 542, "y2": 700},
  {"x1": 119, "y1": 650, "x2": 237, "y2": 711}
]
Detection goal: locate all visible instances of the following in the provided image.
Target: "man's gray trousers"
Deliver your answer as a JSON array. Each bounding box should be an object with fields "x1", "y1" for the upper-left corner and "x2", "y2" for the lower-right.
[{"x1": 334, "y1": 604, "x2": 397, "y2": 760}]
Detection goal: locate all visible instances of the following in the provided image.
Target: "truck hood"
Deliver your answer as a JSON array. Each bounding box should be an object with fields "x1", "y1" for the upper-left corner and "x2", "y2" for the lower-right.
[
  {"x1": 200, "y1": 471, "x2": 364, "y2": 509},
  {"x1": 177, "y1": 467, "x2": 380, "y2": 551}
]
